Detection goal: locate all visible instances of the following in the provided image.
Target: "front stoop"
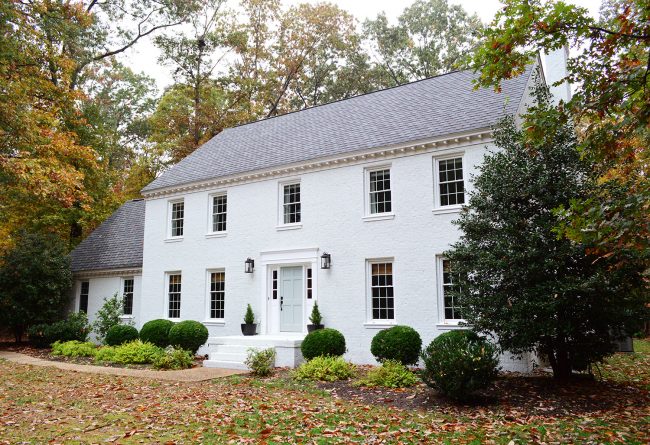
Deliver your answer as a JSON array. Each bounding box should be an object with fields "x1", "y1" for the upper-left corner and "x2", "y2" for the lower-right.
[{"x1": 203, "y1": 334, "x2": 306, "y2": 370}]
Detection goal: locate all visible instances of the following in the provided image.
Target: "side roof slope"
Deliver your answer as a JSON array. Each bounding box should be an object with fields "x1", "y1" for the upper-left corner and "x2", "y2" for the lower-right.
[
  {"x1": 70, "y1": 199, "x2": 145, "y2": 273},
  {"x1": 143, "y1": 66, "x2": 534, "y2": 193}
]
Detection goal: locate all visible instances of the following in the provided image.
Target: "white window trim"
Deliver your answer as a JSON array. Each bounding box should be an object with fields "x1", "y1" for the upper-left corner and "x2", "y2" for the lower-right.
[
  {"x1": 435, "y1": 255, "x2": 466, "y2": 326},
  {"x1": 204, "y1": 268, "x2": 226, "y2": 322},
  {"x1": 165, "y1": 271, "x2": 182, "y2": 320},
  {"x1": 277, "y1": 179, "x2": 302, "y2": 229},
  {"x1": 207, "y1": 191, "x2": 228, "y2": 236},
  {"x1": 167, "y1": 198, "x2": 185, "y2": 240},
  {"x1": 78, "y1": 281, "x2": 89, "y2": 313},
  {"x1": 365, "y1": 257, "x2": 397, "y2": 325},
  {"x1": 364, "y1": 164, "x2": 394, "y2": 218},
  {"x1": 432, "y1": 153, "x2": 466, "y2": 213},
  {"x1": 120, "y1": 276, "x2": 135, "y2": 317}
]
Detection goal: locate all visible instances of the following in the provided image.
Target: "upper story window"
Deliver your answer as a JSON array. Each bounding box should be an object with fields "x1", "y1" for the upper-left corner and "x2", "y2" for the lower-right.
[
  {"x1": 209, "y1": 271, "x2": 225, "y2": 319},
  {"x1": 369, "y1": 261, "x2": 394, "y2": 321},
  {"x1": 369, "y1": 168, "x2": 392, "y2": 214},
  {"x1": 282, "y1": 183, "x2": 301, "y2": 224},
  {"x1": 122, "y1": 278, "x2": 134, "y2": 316},
  {"x1": 79, "y1": 281, "x2": 89, "y2": 313},
  {"x1": 169, "y1": 200, "x2": 184, "y2": 238},
  {"x1": 211, "y1": 193, "x2": 227, "y2": 233},
  {"x1": 435, "y1": 157, "x2": 465, "y2": 207},
  {"x1": 440, "y1": 258, "x2": 463, "y2": 322},
  {"x1": 168, "y1": 273, "x2": 182, "y2": 319}
]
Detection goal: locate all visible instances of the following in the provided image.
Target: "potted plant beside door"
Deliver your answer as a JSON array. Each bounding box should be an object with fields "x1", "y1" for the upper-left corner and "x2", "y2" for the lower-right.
[
  {"x1": 307, "y1": 302, "x2": 324, "y2": 333},
  {"x1": 241, "y1": 304, "x2": 257, "y2": 336}
]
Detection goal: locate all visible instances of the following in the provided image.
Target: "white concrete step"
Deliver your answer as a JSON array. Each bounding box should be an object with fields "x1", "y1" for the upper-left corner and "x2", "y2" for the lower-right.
[
  {"x1": 210, "y1": 351, "x2": 248, "y2": 363},
  {"x1": 203, "y1": 359, "x2": 248, "y2": 370}
]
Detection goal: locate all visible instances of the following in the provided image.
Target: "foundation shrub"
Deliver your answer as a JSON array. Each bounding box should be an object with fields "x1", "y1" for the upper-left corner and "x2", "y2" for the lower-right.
[
  {"x1": 139, "y1": 319, "x2": 174, "y2": 347},
  {"x1": 370, "y1": 325, "x2": 422, "y2": 365},
  {"x1": 301, "y1": 328, "x2": 346, "y2": 360},
  {"x1": 168, "y1": 320, "x2": 208, "y2": 354}
]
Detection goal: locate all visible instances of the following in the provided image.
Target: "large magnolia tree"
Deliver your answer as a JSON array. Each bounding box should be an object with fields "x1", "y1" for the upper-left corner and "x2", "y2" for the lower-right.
[{"x1": 446, "y1": 82, "x2": 647, "y2": 379}]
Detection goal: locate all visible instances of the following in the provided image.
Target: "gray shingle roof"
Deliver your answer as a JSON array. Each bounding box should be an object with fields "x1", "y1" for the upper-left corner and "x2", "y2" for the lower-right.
[
  {"x1": 70, "y1": 199, "x2": 145, "y2": 273},
  {"x1": 143, "y1": 67, "x2": 533, "y2": 193}
]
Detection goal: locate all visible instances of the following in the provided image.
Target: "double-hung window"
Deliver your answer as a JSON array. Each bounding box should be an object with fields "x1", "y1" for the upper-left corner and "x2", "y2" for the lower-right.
[
  {"x1": 168, "y1": 274, "x2": 182, "y2": 319},
  {"x1": 435, "y1": 157, "x2": 465, "y2": 207},
  {"x1": 211, "y1": 194, "x2": 227, "y2": 233},
  {"x1": 369, "y1": 261, "x2": 394, "y2": 321},
  {"x1": 368, "y1": 169, "x2": 392, "y2": 214},
  {"x1": 79, "y1": 281, "x2": 89, "y2": 313},
  {"x1": 282, "y1": 183, "x2": 301, "y2": 224},
  {"x1": 440, "y1": 258, "x2": 463, "y2": 322},
  {"x1": 169, "y1": 200, "x2": 184, "y2": 238},
  {"x1": 122, "y1": 278, "x2": 134, "y2": 316},
  {"x1": 209, "y1": 271, "x2": 225, "y2": 319}
]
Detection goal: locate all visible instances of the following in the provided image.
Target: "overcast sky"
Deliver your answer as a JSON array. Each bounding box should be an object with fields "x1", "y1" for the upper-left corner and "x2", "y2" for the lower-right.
[{"x1": 122, "y1": 0, "x2": 602, "y2": 91}]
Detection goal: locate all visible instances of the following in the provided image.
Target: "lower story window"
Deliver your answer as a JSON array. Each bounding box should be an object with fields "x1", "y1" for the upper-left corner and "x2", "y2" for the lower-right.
[
  {"x1": 168, "y1": 274, "x2": 182, "y2": 319},
  {"x1": 122, "y1": 278, "x2": 134, "y2": 315},
  {"x1": 441, "y1": 259, "x2": 463, "y2": 321},
  {"x1": 370, "y1": 261, "x2": 394, "y2": 320},
  {"x1": 79, "y1": 281, "x2": 89, "y2": 313},
  {"x1": 210, "y1": 272, "x2": 225, "y2": 319}
]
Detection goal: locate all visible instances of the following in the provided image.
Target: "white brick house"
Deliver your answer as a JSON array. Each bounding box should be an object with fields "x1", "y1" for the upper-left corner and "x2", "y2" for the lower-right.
[{"x1": 70, "y1": 55, "x2": 568, "y2": 370}]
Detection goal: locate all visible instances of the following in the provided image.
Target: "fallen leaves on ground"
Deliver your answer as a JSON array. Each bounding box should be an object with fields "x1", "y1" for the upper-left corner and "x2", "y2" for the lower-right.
[{"x1": 0, "y1": 340, "x2": 648, "y2": 444}]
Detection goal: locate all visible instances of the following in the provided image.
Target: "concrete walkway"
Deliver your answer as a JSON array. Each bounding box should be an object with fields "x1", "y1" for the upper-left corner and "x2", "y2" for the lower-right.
[{"x1": 0, "y1": 351, "x2": 246, "y2": 382}]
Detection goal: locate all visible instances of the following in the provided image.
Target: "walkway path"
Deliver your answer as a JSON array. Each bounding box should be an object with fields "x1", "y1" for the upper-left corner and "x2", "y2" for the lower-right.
[{"x1": 0, "y1": 351, "x2": 246, "y2": 382}]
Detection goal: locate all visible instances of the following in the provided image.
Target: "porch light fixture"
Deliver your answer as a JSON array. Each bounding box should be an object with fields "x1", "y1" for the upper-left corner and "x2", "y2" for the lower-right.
[
  {"x1": 244, "y1": 257, "x2": 255, "y2": 273},
  {"x1": 320, "y1": 252, "x2": 331, "y2": 269}
]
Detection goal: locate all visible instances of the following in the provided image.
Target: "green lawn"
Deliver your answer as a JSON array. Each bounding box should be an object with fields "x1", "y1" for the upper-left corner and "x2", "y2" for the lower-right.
[{"x1": 0, "y1": 340, "x2": 649, "y2": 444}]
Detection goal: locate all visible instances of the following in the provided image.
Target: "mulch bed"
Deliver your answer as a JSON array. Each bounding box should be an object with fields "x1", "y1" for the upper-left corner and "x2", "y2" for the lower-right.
[
  {"x1": 315, "y1": 369, "x2": 649, "y2": 418},
  {"x1": 0, "y1": 343, "x2": 205, "y2": 370}
]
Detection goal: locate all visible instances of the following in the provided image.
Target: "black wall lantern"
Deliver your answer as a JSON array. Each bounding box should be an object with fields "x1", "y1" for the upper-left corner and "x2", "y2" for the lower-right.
[
  {"x1": 320, "y1": 252, "x2": 331, "y2": 269},
  {"x1": 244, "y1": 257, "x2": 255, "y2": 273}
]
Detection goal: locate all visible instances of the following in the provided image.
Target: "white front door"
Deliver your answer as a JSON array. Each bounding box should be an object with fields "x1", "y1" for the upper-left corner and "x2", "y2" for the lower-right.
[{"x1": 280, "y1": 266, "x2": 303, "y2": 332}]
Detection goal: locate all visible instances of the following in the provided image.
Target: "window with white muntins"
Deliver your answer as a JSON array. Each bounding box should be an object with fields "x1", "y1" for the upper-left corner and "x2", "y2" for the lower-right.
[
  {"x1": 368, "y1": 168, "x2": 392, "y2": 214},
  {"x1": 169, "y1": 200, "x2": 184, "y2": 238},
  {"x1": 439, "y1": 258, "x2": 463, "y2": 322},
  {"x1": 211, "y1": 193, "x2": 227, "y2": 233},
  {"x1": 435, "y1": 156, "x2": 465, "y2": 207},
  {"x1": 282, "y1": 183, "x2": 301, "y2": 224},
  {"x1": 122, "y1": 278, "x2": 134, "y2": 316},
  {"x1": 79, "y1": 281, "x2": 89, "y2": 313},
  {"x1": 209, "y1": 271, "x2": 225, "y2": 319},
  {"x1": 167, "y1": 273, "x2": 182, "y2": 319},
  {"x1": 369, "y1": 261, "x2": 394, "y2": 321}
]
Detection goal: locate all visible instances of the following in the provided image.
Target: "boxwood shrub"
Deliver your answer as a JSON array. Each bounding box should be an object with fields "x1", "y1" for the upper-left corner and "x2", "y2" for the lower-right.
[
  {"x1": 105, "y1": 324, "x2": 139, "y2": 346},
  {"x1": 420, "y1": 330, "x2": 499, "y2": 400},
  {"x1": 370, "y1": 325, "x2": 422, "y2": 365},
  {"x1": 300, "y1": 328, "x2": 346, "y2": 360},
  {"x1": 168, "y1": 320, "x2": 208, "y2": 354},
  {"x1": 139, "y1": 319, "x2": 174, "y2": 347}
]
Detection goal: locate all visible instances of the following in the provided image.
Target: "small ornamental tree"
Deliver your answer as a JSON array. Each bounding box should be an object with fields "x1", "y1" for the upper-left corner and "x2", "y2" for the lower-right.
[
  {"x1": 445, "y1": 82, "x2": 647, "y2": 379},
  {"x1": 0, "y1": 232, "x2": 72, "y2": 342},
  {"x1": 93, "y1": 293, "x2": 131, "y2": 343}
]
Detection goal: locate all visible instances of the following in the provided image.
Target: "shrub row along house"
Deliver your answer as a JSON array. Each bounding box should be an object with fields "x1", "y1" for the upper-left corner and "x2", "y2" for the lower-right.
[{"x1": 70, "y1": 50, "x2": 571, "y2": 370}]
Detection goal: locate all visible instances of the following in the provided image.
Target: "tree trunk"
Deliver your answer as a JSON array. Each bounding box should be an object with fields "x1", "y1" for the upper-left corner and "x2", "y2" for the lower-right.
[
  {"x1": 13, "y1": 325, "x2": 23, "y2": 344},
  {"x1": 549, "y1": 341, "x2": 573, "y2": 379}
]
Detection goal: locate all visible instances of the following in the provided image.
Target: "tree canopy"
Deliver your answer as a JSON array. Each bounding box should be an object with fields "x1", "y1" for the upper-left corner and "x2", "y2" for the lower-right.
[{"x1": 470, "y1": 0, "x2": 649, "y2": 268}]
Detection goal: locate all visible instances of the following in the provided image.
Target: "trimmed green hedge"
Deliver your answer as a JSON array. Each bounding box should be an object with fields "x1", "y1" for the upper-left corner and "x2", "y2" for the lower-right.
[
  {"x1": 301, "y1": 328, "x2": 346, "y2": 360},
  {"x1": 139, "y1": 319, "x2": 174, "y2": 347},
  {"x1": 168, "y1": 320, "x2": 208, "y2": 354},
  {"x1": 370, "y1": 325, "x2": 422, "y2": 365},
  {"x1": 105, "y1": 324, "x2": 139, "y2": 346}
]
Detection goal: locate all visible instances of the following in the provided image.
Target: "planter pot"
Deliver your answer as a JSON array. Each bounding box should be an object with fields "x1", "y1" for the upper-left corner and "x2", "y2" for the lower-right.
[
  {"x1": 307, "y1": 324, "x2": 324, "y2": 333},
  {"x1": 241, "y1": 323, "x2": 257, "y2": 336}
]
